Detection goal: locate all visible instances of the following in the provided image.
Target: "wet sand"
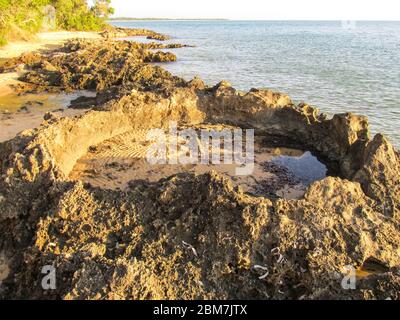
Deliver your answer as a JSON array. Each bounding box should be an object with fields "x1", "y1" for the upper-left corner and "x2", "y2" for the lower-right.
[
  {"x1": 0, "y1": 91, "x2": 95, "y2": 142},
  {"x1": 0, "y1": 72, "x2": 23, "y2": 96},
  {"x1": 0, "y1": 31, "x2": 101, "y2": 59},
  {"x1": 0, "y1": 31, "x2": 103, "y2": 143},
  {"x1": 69, "y1": 126, "x2": 326, "y2": 199},
  {"x1": 0, "y1": 108, "x2": 87, "y2": 142}
]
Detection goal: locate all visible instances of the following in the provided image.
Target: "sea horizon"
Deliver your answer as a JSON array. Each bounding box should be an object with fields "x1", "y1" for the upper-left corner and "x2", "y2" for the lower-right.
[{"x1": 109, "y1": 18, "x2": 400, "y2": 22}]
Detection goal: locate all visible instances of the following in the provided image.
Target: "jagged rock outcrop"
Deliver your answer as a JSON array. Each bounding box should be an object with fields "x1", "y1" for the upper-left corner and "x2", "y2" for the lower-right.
[
  {"x1": 0, "y1": 33, "x2": 399, "y2": 300},
  {"x1": 16, "y1": 40, "x2": 185, "y2": 94},
  {"x1": 0, "y1": 52, "x2": 42, "y2": 73},
  {"x1": 101, "y1": 27, "x2": 171, "y2": 41},
  {"x1": 353, "y1": 134, "x2": 400, "y2": 219}
]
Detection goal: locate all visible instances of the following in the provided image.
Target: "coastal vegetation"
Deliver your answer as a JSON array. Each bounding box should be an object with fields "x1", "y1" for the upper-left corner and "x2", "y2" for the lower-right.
[{"x1": 0, "y1": 0, "x2": 114, "y2": 46}]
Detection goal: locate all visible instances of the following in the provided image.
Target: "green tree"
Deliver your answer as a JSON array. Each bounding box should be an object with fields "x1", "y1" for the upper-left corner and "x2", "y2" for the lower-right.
[
  {"x1": 51, "y1": 0, "x2": 105, "y2": 31},
  {"x1": 0, "y1": 0, "x2": 114, "y2": 45},
  {"x1": 92, "y1": 0, "x2": 114, "y2": 19},
  {"x1": 0, "y1": 0, "x2": 51, "y2": 45}
]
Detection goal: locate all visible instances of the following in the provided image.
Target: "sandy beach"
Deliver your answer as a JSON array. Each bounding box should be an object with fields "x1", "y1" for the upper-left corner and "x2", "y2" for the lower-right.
[
  {"x1": 0, "y1": 31, "x2": 101, "y2": 97},
  {"x1": 0, "y1": 32, "x2": 101, "y2": 142},
  {"x1": 0, "y1": 31, "x2": 101, "y2": 59}
]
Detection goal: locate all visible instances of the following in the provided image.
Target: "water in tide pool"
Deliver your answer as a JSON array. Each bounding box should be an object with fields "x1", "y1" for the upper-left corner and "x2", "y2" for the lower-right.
[
  {"x1": 272, "y1": 151, "x2": 327, "y2": 185},
  {"x1": 111, "y1": 20, "x2": 400, "y2": 148}
]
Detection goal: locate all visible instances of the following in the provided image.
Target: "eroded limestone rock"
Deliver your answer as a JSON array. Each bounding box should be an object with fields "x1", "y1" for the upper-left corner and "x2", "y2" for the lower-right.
[{"x1": 0, "y1": 34, "x2": 399, "y2": 300}]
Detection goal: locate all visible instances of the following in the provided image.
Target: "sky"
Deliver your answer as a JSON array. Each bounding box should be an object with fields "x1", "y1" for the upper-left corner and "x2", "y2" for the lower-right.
[{"x1": 109, "y1": 0, "x2": 400, "y2": 20}]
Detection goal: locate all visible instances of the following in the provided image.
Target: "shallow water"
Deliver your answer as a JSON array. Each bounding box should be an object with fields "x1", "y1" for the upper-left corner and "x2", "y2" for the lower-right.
[
  {"x1": 0, "y1": 90, "x2": 96, "y2": 113},
  {"x1": 111, "y1": 20, "x2": 400, "y2": 148},
  {"x1": 0, "y1": 90, "x2": 95, "y2": 142},
  {"x1": 272, "y1": 151, "x2": 327, "y2": 185},
  {"x1": 70, "y1": 128, "x2": 327, "y2": 199}
]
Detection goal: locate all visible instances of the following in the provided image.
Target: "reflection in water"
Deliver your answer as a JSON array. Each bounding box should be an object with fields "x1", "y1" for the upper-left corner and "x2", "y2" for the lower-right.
[
  {"x1": 0, "y1": 90, "x2": 95, "y2": 142},
  {"x1": 0, "y1": 90, "x2": 96, "y2": 113},
  {"x1": 272, "y1": 151, "x2": 327, "y2": 185},
  {"x1": 254, "y1": 147, "x2": 328, "y2": 199}
]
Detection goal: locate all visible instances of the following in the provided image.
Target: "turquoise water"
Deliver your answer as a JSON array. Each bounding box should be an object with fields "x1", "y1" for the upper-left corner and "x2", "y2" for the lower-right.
[{"x1": 111, "y1": 20, "x2": 400, "y2": 148}]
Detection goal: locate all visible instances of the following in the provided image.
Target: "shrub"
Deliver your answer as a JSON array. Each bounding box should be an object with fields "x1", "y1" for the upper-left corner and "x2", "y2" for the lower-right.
[
  {"x1": 0, "y1": 0, "x2": 113, "y2": 46},
  {"x1": 52, "y1": 0, "x2": 107, "y2": 31}
]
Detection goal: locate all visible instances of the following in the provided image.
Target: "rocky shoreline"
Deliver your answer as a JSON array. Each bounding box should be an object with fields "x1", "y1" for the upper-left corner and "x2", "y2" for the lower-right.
[{"x1": 0, "y1": 28, "x2": 399, "y2": 300}]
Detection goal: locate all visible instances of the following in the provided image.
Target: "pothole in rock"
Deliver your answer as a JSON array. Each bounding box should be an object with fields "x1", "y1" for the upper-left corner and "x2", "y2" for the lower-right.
[
  {"x1": 356, "y1": 257, "x2": 390, "y2": 279},
  {"x1": 69, "y1": 125, "x2": 328, "y2": 199}
]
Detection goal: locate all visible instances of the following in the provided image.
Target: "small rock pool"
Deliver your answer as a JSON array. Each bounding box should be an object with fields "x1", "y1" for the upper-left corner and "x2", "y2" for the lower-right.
[
  {"x1": 69, "y1": 128, "x2": 328, "y2": 200},
  {"x1": 0, "y1": 90, "x2": 96, "y2": 142}
]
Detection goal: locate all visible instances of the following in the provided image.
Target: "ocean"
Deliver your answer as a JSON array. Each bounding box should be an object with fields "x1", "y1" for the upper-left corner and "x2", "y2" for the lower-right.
[{"x1": 110, "y1": 20, "x2": 400, "y2": 148}]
